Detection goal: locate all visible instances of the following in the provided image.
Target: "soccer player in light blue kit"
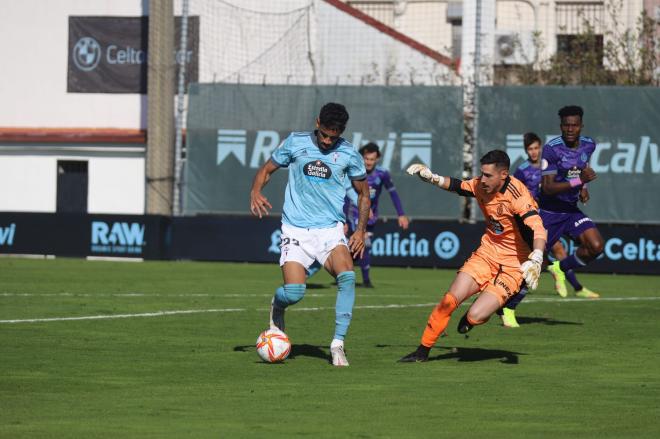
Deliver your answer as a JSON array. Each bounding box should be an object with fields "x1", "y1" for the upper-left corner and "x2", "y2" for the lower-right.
[{"x1": 250, "y1": 103, "x2": 370, "y2": 367}]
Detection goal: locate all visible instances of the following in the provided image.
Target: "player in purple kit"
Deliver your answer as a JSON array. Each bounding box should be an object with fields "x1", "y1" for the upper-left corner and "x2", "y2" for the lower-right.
[
  {"x1": 346, "y1": 143, "x2": 409, "y2": 287},
  {"x1": 538, "y1": 106, "x2": 603, "y2": 297},
  {"x1": 499, "y1": 131, "x2": 598, "y2": 327}
]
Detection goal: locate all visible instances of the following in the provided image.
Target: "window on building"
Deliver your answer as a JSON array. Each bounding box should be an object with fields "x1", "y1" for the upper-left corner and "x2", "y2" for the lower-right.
[
  {"x1": 447, "y1": 1, "x2": 462, "y2": 60},
  {"x1": 555, "y1": 1, "x2": 605, "y2": 61}
]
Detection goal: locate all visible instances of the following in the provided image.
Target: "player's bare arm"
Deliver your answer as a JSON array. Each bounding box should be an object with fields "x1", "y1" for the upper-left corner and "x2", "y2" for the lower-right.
[
  {"x1": 579, "y1": 186, "x2": 590, "y2": 204},
  {"x1": 405, "y1": 164, "x2": 450, "y2": 190},
  {"x1": 348, "y1": 178, "x2": 370, "y2": 259},
  {"x1": 541, "y1": 166, "x2": 597, "y2": 196},
  {"x1": 250, "y1": 159, "x2": 279, "y2": 218}
]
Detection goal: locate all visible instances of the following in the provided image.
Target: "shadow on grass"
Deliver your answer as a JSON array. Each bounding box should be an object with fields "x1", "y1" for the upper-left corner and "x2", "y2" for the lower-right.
[
  {"x1": 429, "y1": 346, "x2": 522, "y2": 364},
  {"x1": 515, "y1": 316, "x2": 583, "y2": 326},
  {"x1": 385, "y1": 345, "x2": 523, "y2": 364},
  {"x1": 233, "y1": 343, "x2": 331, "y2": 362}
]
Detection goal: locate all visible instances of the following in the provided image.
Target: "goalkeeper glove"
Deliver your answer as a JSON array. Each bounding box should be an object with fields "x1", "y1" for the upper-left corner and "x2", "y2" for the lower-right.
[
  {"x1": 520, "y1": 249, "x2": 544, "y2": 290},
  {"x1": 406, "y1": 164, "x2": 445, "y2": 187}
]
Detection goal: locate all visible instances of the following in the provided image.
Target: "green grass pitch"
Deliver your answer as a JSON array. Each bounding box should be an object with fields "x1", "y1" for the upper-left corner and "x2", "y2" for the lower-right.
[{"x1": 1, "y1": 258, "x2": 659, "y2": 438}]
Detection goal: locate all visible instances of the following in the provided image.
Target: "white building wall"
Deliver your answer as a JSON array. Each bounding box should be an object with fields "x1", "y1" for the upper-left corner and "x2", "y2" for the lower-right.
[
  {"x1": 88, "y1": 157, "x2": 145, "y2": 214},
  {"x1": 1, "y1": 0, "x2": 145, "y2": 129},
  {"x1": 0, "y1": 154, "x2": 144, "y2": 214},
  {"x1": 398, "y1": 2, "x2": 454, "y2": 55},
  {"x1": 0, "y1": 157, "x2": 57, "y2": 212}
]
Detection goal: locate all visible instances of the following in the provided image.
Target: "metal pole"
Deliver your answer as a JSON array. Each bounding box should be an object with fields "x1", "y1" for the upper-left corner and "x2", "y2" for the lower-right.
[
  {"x1": 173, "y1": 0, "x2": 190, "y2": 216},
  {"x1": 146, "y1": 0, "x2": 175, "y2": 215},
  {"x1": 469, "y1": 0, "x2": 483, "y2": 222}
]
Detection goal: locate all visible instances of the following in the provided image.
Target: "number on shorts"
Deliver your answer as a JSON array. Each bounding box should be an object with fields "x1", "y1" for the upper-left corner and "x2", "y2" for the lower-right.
[{"x1": 281, "y1": 237, "x2": 300, "y2": 247}]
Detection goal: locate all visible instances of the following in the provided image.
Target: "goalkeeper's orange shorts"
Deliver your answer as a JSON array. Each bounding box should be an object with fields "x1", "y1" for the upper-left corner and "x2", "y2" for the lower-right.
[{"x1": 459, "y1": 250, "x2": 524, "y2": 306}]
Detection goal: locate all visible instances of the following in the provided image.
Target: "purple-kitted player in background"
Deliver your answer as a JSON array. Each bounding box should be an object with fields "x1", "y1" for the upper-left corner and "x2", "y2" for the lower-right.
[
  {"x1": 539, "y1": 106, "x2": 604, "y2": 292},
  {"x1": 346, "y1": 143, "x2": 409, "y2": 287},
  {"x1": 499, "y1": 131, "x2": 599, "y2": 328}
]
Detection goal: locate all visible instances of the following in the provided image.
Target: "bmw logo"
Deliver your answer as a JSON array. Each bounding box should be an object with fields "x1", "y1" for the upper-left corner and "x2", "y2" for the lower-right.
[{"x1": 73, "y1": 37, "x2": 101, "y2": 72}]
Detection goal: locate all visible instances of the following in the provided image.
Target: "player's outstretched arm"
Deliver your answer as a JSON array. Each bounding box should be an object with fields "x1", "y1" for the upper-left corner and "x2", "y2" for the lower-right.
[
  {"x1": 405, "y1": 164, "x2": 450, "y2": 190},
  {"x1": 250, "y1": 159, "x2": 279, "y2": 218},
  {"x1": 348, "y1": 178, "x2": 370, "y2": 259}
]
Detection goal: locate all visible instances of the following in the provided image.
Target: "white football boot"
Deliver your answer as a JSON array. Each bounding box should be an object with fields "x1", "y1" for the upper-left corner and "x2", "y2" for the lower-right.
[{"x1": 330, "y1": 340, "x2": 349, "y2": 367}]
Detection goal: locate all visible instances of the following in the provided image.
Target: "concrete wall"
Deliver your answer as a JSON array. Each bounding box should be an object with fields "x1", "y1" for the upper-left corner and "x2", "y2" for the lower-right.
[{"x1": 0, "y1": 152, "x2": 144, "y2": 214}]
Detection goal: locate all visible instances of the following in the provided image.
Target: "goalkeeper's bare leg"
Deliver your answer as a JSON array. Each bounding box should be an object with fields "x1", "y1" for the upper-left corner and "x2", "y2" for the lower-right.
[
  {"x1": 457, "y1": 292, "x2": 502, "y2": 334},
  {"x1": 399, "y1": 272, "x2": 480, "y2": 362}
]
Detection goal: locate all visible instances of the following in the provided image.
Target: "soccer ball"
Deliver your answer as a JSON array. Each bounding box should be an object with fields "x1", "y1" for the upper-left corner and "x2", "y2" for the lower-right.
[{"x1": 256, "y1": 328, "x2": 291, "y2": 363}]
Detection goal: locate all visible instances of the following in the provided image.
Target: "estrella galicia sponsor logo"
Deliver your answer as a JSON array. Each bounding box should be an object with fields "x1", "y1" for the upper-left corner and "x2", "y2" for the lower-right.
[
  {"x1": 0, "y1": 223, "x2": 16, "y2": 246},
  {"x1": 73, "y1": 37, "x2": 102, "y2": 71},
  {"x1": 303, "y1": 160, "x2": 332, "y2": 181},
  {"x1": 566, "y1": 166, "x2": 581, "y2": 180},
  {"x1": 434, "y1": 231, "x2": 460, "y2": 259},
  {"x1": 91, "y1": 221, "x2": 145, "y2": 255}
]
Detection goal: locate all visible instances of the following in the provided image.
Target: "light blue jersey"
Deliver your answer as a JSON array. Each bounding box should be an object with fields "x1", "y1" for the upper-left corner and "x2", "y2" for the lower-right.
[{"x1": 271, "y1": 132, "x2": 366, "y2": 229}]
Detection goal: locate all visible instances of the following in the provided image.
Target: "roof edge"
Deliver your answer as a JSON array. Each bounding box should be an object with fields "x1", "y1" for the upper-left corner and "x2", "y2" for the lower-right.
[{"x1": 0, "y1": 128, "x2": 147, "y2": 144}]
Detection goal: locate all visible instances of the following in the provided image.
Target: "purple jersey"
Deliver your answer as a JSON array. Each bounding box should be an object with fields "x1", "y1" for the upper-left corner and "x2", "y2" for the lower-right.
[
  {"x1": 539, "y1": 135, "x2": 596, "y2": 213},
  {"x1": 513, "y1": 160, "x2": 541, "y2": 199},
  {"x1": 347, "y1": 166, "x2": 404, "y2": 228}
]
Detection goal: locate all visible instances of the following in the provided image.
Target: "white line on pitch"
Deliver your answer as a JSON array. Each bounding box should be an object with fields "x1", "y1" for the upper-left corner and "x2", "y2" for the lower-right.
[
  {"x1": 2, "y1": 296, "x2": 659, "y2": 324},
  {"x1": 0, "y1": 308, "x2": 245, "y2": 324},
  {"x1": 0, "y1": 292, "x2": 418, "y2": 298}
]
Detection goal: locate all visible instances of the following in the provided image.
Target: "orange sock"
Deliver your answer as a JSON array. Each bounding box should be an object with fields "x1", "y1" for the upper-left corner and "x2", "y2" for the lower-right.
[{"x1": 421, "y1": 293, "x2": 458, "y2": 347}]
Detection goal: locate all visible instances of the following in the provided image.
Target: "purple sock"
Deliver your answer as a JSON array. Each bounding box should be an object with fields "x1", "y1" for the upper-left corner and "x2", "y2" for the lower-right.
[
  {"x1": 505, "y1": 287, "x2": 528, "y2": 310},
  {"x1": 560, "y1": 254, "x2": 586, "y2": 272},
  {"x1": 359, "y1": 247, "x2": 371, "y2": 283},
  {"x1": 565, "y1": 269, "x2": 583, "y2": 291}
]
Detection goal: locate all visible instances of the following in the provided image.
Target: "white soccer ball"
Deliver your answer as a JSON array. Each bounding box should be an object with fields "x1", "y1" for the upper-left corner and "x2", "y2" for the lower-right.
[{"x1": 256, "y1": 328, "x2": 291, "y2": 363}]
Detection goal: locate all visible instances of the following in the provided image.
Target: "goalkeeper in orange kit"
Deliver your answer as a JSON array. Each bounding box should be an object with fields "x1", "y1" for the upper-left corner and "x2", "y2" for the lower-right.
[{"x1": 399, "y1": 150, "x2": 547, "y2": 362}]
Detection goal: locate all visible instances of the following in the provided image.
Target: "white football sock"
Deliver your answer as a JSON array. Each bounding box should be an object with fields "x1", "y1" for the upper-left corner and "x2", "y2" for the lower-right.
[{"x1": 330, "y1": 338, "x2": 344, "y2": 349}]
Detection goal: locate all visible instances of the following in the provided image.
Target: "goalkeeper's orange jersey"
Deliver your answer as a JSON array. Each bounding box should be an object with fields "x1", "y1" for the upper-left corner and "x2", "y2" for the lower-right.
[{"x1": 449, "y1": 176, "x2": 547, "y2": 268}]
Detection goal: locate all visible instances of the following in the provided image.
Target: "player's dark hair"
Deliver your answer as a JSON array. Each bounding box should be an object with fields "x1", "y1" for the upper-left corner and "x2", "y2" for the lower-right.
[
  {"x1": 319, "y1": 102, "x2": 349, "y2": 131},
  {"x1": 480, "y1": 149, "x2": 510, "y2": 170},
  {"x1": 523, "y1": 132, "x2": 542, "y2": 150},
  {"x1": 358, "y1": 142, "x2": 381, "y2": 157},
  {"x1": 558, "y1": 105, "x2": 584, "y2": 120}
]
